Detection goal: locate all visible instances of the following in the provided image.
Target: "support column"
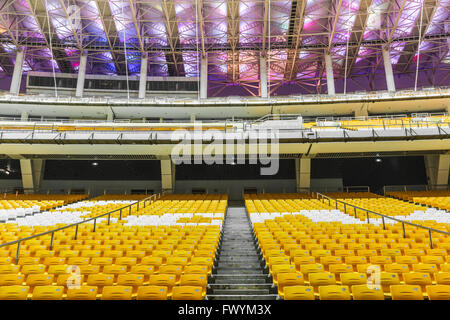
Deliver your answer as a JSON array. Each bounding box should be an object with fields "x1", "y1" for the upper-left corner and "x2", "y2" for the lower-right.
[
  {"x1": 260, "y1": 56, "x2": 268, "y2": 98},
  {"x1": 161, "y1": 158, "x2": 175, "y2": 193},
  {"x1": 425, "y1": 155, "x2": 450, "y2": 187},
  {"x1": 106, "y1": 110, "x2": 114, "y2": 122},
  {"x1": 190, "y1": 114, "x2": 196, "y2": 123},
  {"x1": 139, "y1": 53, "x2": 148, "y2": 99},
  {"x1": 75, "y1": 54, "x2": 88, "y2": 98},
  {"x1": 324, "y1": 53, "x2": 335, "y2": 96},
  {"x1": 295, "y1": 158, "x2": 311, "y2": 192},
  {"x1": 21, "y1": 111, "x2": 29, "y2": 121},
  {"x1": 20, "y1": 159, "x2": 44, "y2": 193},
  {"x1": 382, "y1": 48, "x2": 396, "y2": 92},
  {"x1": 200, "y1": 55, "x2": 208, "y2": 99},
  {"x1": 10, "y1": 50, "x2": 25, "y2": 96},
  {"x1": 354, "y1": 103, "x2": 369, "y2": 117}
]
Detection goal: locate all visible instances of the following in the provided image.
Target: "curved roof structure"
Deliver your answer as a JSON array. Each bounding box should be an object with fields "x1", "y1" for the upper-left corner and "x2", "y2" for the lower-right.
[{"x1": 0, "y1": 0, "x2": 449, "y2": 97}]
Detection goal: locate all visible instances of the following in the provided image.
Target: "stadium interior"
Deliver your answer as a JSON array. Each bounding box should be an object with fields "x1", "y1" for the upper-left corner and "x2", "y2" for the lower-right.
[{"x1": 0, "y1": 0, "x2": 449, "y2": 302}]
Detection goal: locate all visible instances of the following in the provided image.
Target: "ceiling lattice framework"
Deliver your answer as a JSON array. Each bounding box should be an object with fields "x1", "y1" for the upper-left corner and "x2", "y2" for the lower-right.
[{"x1": 0, "y1": 0, "x2": 448, "y2": 95}]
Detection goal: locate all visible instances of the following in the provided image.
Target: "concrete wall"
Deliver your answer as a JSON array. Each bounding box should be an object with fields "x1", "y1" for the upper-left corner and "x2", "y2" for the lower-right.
[
  {"x1": 0, "y1": 178, "x2": 343, "y2": 199},
  {"x1": 40, "y1": 180, "x2": 161, "y2": 197}
]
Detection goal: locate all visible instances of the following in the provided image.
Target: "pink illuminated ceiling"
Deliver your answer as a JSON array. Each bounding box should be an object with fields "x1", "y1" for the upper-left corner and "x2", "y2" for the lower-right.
[{"x1": 0, "y1": 0, "x2": 448, "y2": 96}]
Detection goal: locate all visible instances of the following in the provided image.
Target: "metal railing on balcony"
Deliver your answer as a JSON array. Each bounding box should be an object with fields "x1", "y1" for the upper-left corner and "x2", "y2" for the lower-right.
[
  {"x1": 315, "y1": 192, "x2": 450, "y2": 249},
  {"x1": 0, "y1": 192, "x2": 164, "y2": 264}
]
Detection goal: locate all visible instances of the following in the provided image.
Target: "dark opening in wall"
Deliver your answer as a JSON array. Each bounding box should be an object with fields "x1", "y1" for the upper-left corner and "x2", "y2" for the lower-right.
[
  {"x1": 312, "y1": 156, "x2": 427, "y2": 193},
  {"x1": 0, "y1": 159, "x2": 21, "y2": 179},
  {"x1": 44, "y1": 160, "x2": 161, "y2": 180},
  {"x1": 175, "y1": 159, "x2": 295, "y2": 180}
]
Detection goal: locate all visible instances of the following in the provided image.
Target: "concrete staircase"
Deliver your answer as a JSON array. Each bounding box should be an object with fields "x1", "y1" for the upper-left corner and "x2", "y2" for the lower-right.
[{"x1": 206, "y1": 206, "x2": 278, "y2": 300}]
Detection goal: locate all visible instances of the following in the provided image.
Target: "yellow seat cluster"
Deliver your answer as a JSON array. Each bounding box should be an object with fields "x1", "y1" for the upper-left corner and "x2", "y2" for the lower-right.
[
  {"x1": 0, "y1": 194, "x2": 227, "y2": 300},
  {"x1": 248, "y1": 193, "x2": 450, "y2": 300}
]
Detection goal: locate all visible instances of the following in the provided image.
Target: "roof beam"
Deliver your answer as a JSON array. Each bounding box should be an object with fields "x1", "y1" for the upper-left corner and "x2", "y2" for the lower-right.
[
  {"x1": 327, "y1": 0, "x2": 344, "y2": 54},
  {"x1": 283, "y1": 0, "x2": 307, "y2": 81},
  {"x1": 0, "y1": 4, "x2": 19, "y2": 74},
  {"x1": 127, "y1": 0, "x2": 144, "y2": 53},
  {"x1": 0, "y1": 47, "x2": 14, "y2": 74},
  {"x1": 344, "y1": 0, "x2": 374, "y2": 77},
  {"x1": 386, "y1": 0, "x2": 408, "y2": 47},
  {"x1": 370, "y1": 0, "x2": 408, "y2": 80},
  {"x1": 226, "y1": 0, "x2": 239, "y2": 82},
  {"x1": 161, "y1": 0, "x2": 185, "y2": 76},
  {"x1": 314, "y1": 0, "x2": 341, "y2": 89},
  {"x1": 24, "y1": 0, "x2": 74, "y2": 73},
  {"x1": 57, "y1": 0, "x2": 83, "y2": 50},
  {"x1": 94, "y1": 0, "x2": 127, "y2": 75},
  {"x1": 196, "y1": 0, "x2": 206, "y2": 58},
  {"x1": 261, "y1": 0, "x2": 269, "y2": 55},
  {"x1": 397, "y1": 0, "x2": 441, "y2": 72}
]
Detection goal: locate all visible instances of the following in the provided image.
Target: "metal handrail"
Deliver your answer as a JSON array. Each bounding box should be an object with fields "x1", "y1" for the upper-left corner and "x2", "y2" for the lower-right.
[
  {"x1": 315, "y1": 192, "x2": 450, "y2": 249},
  {"x1": 0, "y1": 192, "x2": 165, "y2": 264}
]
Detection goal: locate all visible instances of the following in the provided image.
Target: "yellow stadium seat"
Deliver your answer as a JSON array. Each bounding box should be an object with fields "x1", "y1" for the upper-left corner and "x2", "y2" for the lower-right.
[
  {"x1": 86, "y1": 274, "x2": 114, "y2": 293},
  {"x1": 412, "y1": 263, "x2": 438, "y2": 276},
  {"x1": 102, "y1": 265, "x2": 128, "y2": 280},
  {"x1": 344, "y1": 256, "x2": 367, "y2": 267},
  {"x1": 351, "y1": 284, "x2": 384, "y2": 300},
  {"x1": 184, "y1": 265, "x2": 209, "y2": 274},
  {"x1": 43, "y1": 257, "x2": 66, "y2": 266},
  {"x1": 340, "y1": 273, "x2": 367, "y2": 289},
  {"x1": 26, "y1": 274, "x2": 54, "y2": 288},
  {"x1": 426, "y1": 285, "x2": 450, "y2": 300},
  {"x1": 136, "y1": 285, "x2": 168, "y2": 300},
  {"x1": 403, "y1": 272, "x2": 432, "y2": 291},
  {"x1": 319, "y1": 285, "x2": 351, "y2": 300},
  {"x1": 101, "y1": 286, "x2": 133, "y2": 300},
  {"x1": 117, "y1": 274, "x2": 144, "y2": 293},
  {"x1": 0, "y1": 285, "x2": 30, "y2": 300},
  {"x1": 21, "y1": 264, "x2": 46, "y2": 275},
  {"x1": 159, "y1": 265, "x2": 183, "y2": 283},
  {"x1": 390, "y1": 285, "x2": 424, "y2": 300},
  {"x1": 141, "y1": 257, "x2": 163, "y2": 271},
  {"x1": 271, "y1": 264, "x2": 297, "y2": 285},
  {"x1": 130, "y1": 265, "x2": 155, "y2": 282},
  {"x1": 47, "y1": 264, "x2": 71, "y2": 276},
  {"x1": 0, "y1": 265, "x2": 20, "y2": 274},
  {"x1": 149, "y1": 274, "x2": 176, "y2": 294},
  {"x1": 436, "y1": 272, "x2": 450, "y2": 285},
  {"x1": 283, "y1": 286, "x2": 315, "y2": 300},
  {"x1": 66, "y1": 286, "x2": 98, "y2": 300},
  {"x1": 32, "y1": 286, "x2": 64, "y2": 300},
  {"x1": 91, "y1": 257, "x2": 113, "y2": 268},
  {"x1": 172, "y1": 286, "x2": 203, "y2": 300},
  {"x1": 309, "y1": 272, "x2": 336, "y2": 293},
  {"x1": 0, "y1": 273, "x2": 24, "y2": 286},
  {"x1": 179, "y1": 274, "x2": 208, "y2": 290},
  {"x1": 379, "y1": 272, "x2": 401, "y2": 293},
  {"x1": 328, "y1": 264, "x2": 353, "y2": 281},
  {"x1": 299, "y1": 264, "x2": 324, "y2": 280},
  {"x1": 277, "y1": 273, "x2": 304, "y2": 299}
]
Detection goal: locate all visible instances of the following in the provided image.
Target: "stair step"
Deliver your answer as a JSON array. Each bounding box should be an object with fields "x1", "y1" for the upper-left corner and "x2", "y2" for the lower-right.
[
  {"x1": 206, "y1": 294, "x2": 279, "y2": 301},
  {"x1": 208, "y1": 284, "x2": 273, "y2": 290},
  {"x1": 212, "y1": 278, "x2": 270, "y2": 284},
  {"x1": 211, "y1": 289, "x2": 271, "y2": 295},
  {"x1": 212, "y1": 206, "x2": 269, "y2": 298},
  {"x1": 216, "y1": 263, "x2": 263, "y2": 268}
]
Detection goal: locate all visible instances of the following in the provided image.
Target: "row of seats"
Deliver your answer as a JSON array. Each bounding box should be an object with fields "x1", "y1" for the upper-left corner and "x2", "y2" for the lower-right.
[{"x1": 0, "y1": 285, "x2": 203, "y2": 300}]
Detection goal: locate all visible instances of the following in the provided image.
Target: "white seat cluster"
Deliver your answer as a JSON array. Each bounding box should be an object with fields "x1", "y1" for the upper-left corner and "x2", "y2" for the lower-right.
[
  {"x1": 250, "y1": 207, "x2": 450, "y2": 227},
  {"x1": 1, "y1": 200, "x2": 135, "y2": 226},
  {"x1": 0, "y1": 206, "x2": 40, "y2": 222}
]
